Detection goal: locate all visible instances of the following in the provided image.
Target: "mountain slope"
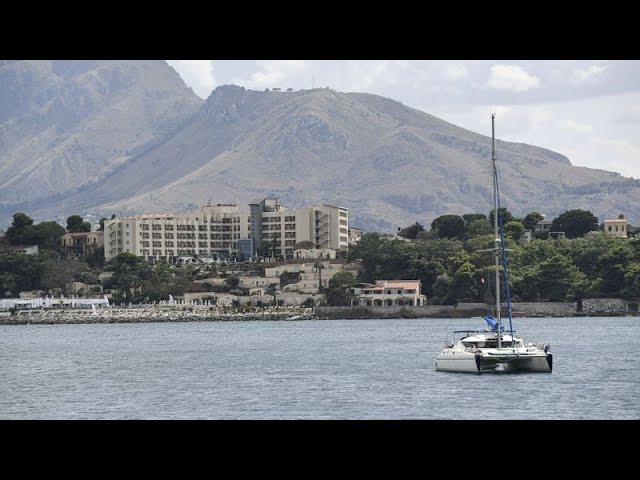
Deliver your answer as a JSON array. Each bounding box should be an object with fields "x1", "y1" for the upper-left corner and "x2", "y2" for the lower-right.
[
  {"x1": 0, "y1": 60, "x2": 202, "y2": 208},
  {"x1": 2, "y1": 81, "x2": 639, "y2": 231},
  {"x1": 94, "y1": 86, "x2": 638, "y2": 230}
]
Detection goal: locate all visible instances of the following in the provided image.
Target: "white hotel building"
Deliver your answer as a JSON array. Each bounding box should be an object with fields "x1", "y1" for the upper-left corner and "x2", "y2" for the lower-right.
[{"x1": 104, "y1": 197, "x2": 349, "y2": 262}]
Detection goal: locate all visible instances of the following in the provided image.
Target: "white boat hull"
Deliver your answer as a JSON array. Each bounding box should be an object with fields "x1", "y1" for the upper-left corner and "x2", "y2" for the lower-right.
[
  {"x1": 436, "y1": 349, "x2": 552, "y2": 373},
  {"x1": 435, "y1": 351, "x2": 482, "y2": 373}
]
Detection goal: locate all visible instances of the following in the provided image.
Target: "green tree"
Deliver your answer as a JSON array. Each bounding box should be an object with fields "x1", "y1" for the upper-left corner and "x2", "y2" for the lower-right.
[
  {"x1": 448, "y1": 261, "x2": 479, "y2": 303},
  {"x1": 314, "y1": 260, "x2": 326, "y2": 292},
  {"x1": 41, "y1": 256, "x2": 87, "y2": 295},
  {"x1": 86, "y1": 247, "x2": 105, "y2": 268},
  {"x1": 622, "y1": 263, "x2": 640, "y2": 299},
  {"x1": 224, "y1": 275, "x2": 240, "y2": 291},
  {"x1": 66, "y1": 215, "x2": 91, "y2": 233},
  {"x1": 408, "y1": 258, "x2": 444, "y2": 298},
  {"x1": 110, "y1": 253, "x2": 151, "y2": 302},
  {"x1": 462, "y1": 213, "x2": 487, "y2": 225},
  {"x1": 522, "y1": 212, "x2": 544, "y2": 231},
  {"x1": 257, "y1": 239, "x2": 277, "y2": 258},
  {"x1": 551, "y1": 209, "x2": 599, "y2": 239},
  {"x1": 280, "y1": 270, "x2": 299, "y2": 287},
  {"x1": 324, "y1": 271, "x2": 355, "y2": 306},
  {"x1": 5, "y1": 212, "x2": 35, "y2": 245},
  {"x1": 33, "y1": 221, "x2": 66, "y2": 251},
  {"x1": 431, "y1": 273, "x2": 455, "y2": 305},
  {"x1": 504, "y1": 221, "x2": 525, "y2": 242},
  {"x1": 0, "y1": 252, "x2": 45, "y2": 295},
  {"x1": 266, "y1": 282, "x2": 279, "y2": 305},
  {"x1": 431, "y1": 215, "x2": 465, "y2": 240},
  {"x1": 598, "y1": 245, "x2": 630, "y2": 296},
  {"x1": 141, "y1": 261, "x2": 177, "y2": 301},
  {"x1": 98, "y1": 217, "x2": 109, "y2": 231},
  {"x1": 489, "y1": 208, "x2": 514, "y2": 227},
  {"x1": 516, "y1": 254, "x2": 586, "y2": 301},
  {"x1": 294, "y1": 240, "x2": 315, "y2": 250},
  {"x1": 397, "y1": 222, "x2": 425, "y2": 239},
  {"x1": 465, "y1": 218, "x2": 491, "y2": 238}
]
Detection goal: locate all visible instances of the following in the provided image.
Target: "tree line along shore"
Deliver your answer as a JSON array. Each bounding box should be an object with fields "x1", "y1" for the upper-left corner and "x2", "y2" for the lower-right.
[{"x1": 1, "y1": 208, "x2": 639, "y2": 311}]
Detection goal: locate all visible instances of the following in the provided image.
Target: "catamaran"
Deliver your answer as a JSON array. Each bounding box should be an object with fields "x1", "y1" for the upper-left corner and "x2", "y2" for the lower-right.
[{"x1": 435, "y1": 114, "x2": 553, "y2": 373}]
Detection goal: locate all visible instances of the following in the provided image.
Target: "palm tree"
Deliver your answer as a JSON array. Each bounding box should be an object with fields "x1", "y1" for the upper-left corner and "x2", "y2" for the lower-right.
[
  {"x1": 315, "y1": 260, "x2": 325, "y2": 293},
  {"x1": 266, "y1": 282, "x2": 279, "y2": 306}
]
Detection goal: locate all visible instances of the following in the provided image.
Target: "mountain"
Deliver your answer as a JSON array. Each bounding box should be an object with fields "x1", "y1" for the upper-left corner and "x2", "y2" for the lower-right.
[
  {"x1": 2, "y1": 79, "x2": 639, "y2": 231},
  {"x1": 0, "y1": 60, "x2": 202, "y2": 216}
]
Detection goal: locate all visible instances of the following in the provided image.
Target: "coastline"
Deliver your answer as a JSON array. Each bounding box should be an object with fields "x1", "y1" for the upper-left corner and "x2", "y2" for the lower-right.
[{"x1": 1, "y1": 303, "x2": 638, "y2": 325}]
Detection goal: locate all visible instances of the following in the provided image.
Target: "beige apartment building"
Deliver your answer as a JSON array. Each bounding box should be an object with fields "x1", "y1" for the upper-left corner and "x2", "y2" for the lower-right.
[{"x1": 104, "y1": 198, "x2": 349, "y2": 262}]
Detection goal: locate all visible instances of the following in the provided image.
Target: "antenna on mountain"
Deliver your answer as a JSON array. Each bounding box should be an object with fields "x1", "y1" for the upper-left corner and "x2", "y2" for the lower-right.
[{"x1": 312, "y1": 73, "x2": 315, "y2": 89}]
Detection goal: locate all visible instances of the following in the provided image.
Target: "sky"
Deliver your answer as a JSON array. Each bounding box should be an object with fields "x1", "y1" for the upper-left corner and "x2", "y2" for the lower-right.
[{"x1": 166, "y1": 60, "x2": 640, "y2": 179}]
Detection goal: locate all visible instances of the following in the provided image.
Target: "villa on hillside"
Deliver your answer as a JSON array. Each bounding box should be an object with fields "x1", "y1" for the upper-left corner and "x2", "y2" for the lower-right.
[
  {"x1": 603, "y1": 214, "x2": 629, "y2": 238},
  {"x1": 62, "y1": 231, "x2": 104, "y2": 257},
  {"x1": 351, "y1": 280, "x2": 427, "y2": 307}
]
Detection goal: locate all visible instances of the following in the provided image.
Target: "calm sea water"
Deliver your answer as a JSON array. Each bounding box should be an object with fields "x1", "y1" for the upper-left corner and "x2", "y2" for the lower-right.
[{"x1": 0, "y1": 317, "x2": 638, "y2": 419}]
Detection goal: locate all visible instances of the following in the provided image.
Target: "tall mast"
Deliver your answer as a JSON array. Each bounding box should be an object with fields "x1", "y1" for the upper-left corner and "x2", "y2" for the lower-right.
[{"x1": 492, "y1": 113, "x2": 502, "y2": 348}]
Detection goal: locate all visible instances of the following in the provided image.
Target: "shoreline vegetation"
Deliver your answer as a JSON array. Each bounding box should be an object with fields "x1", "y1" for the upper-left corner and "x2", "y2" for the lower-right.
[{"x1": 1, "y1": 302, "x2": 638, "y2": 325}]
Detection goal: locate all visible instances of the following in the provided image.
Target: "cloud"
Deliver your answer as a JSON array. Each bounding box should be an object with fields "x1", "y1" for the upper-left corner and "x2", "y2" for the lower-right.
[
  {"x1": 562, "y1": 137, "x2": 640, "y2": 179},
  {"x1": 238, "y1": 60, "x2": 309, "y2": 89},
  {"x1": 345, "y1": 61, "x2": 392, "y2": 91},
  {"x1": 572, "y1": 64, "x2": 607, "y2": 82},
  {"x1": 557, "y1": 119, "x2": 593, "y2": 133},
  {"x1": 614, "y1": 105, "x2": 640, "y2": 124},
  {"x1": 487, "y1": 65, "x2": 541, "y2": 92},
  {"x1": 443, "y1": 63, "x2": 469, "y2": 81},
  {"x1": 165, "y1": 60, "x2": 215, "y2": 99}
]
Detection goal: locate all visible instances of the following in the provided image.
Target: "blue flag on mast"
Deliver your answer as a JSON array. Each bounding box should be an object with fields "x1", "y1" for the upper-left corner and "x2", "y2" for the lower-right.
[{"x1": 484, "y1": 314, "x2": 505, "y2": 332}]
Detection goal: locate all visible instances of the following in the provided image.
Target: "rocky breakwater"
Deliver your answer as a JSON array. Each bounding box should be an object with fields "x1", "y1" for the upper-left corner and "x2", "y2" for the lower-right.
[{"x1": 0, "y1": 307, "x2": 316, "y2": 325}]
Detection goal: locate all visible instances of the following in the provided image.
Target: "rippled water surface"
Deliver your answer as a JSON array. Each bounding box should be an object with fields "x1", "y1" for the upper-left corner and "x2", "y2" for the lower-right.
[{"x1": 1, "y1": 317, "x2": 638, "y2": 419}]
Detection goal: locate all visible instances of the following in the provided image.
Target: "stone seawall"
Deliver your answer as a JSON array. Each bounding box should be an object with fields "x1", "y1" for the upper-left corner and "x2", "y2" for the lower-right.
[{"x1": 316, "y1": 299, "x2": 639, "y2": 319}]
